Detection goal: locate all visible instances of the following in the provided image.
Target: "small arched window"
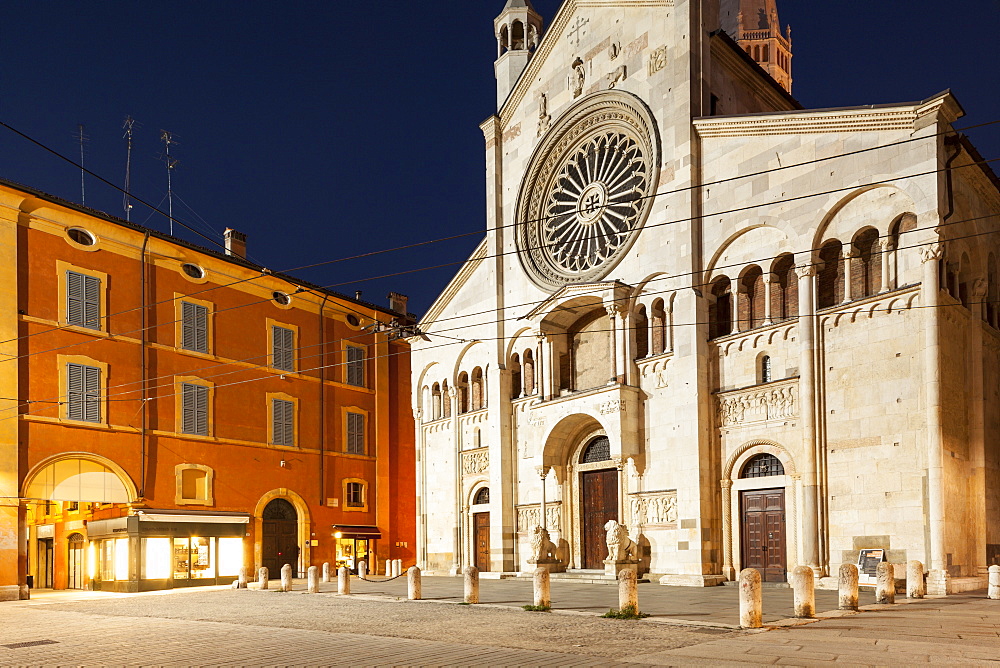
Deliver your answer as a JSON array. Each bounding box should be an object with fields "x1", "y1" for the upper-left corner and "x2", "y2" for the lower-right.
[
  {"x1": 580, "y1": 436, "x2": 611, "y2": 464},
  {"x1": 818, "y1": 240, "x2": 845, "y2": 308},
  {"x1": 474, "y1": 487, "x2": 490, "y2": 505},
  {"x1": 772, "y1": 255, "x2": 798, "y2": 322},
  {"x1": 760, "y1": 355, "x2": 772, "y2": 383},
  {"x1": 851, "y1": 228, "x2": 881, "y2": 299},
  {"x1": 634, "y1": 305, "x2": 649, "y2": 359},
  {"x1": 457, "y1": 372, "x2": 469, "y2": 414},
  {"x1": 709, "y1": 277, "x2": 733, "y2": 339},
  {"x1": 740, "y1": 453, "x2": 785, "y2": 479},
  {"x1": 523, "y1": 350, "x2": 536, "y2": 395},
  {"x1": 441, "y1": 380, "x2": 451, "y2": 418},
  {"x1": 510, "y1": 353, "x2": 522, "y2": 400},
  {"x1": 651, "y1": 299, "x2": 666, "y2": 354}
]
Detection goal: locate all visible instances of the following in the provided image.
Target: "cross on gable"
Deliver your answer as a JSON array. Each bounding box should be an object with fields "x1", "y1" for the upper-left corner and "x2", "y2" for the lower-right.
[{"x1": 566, "y1": 16, "x2": 590, "y2": 47}]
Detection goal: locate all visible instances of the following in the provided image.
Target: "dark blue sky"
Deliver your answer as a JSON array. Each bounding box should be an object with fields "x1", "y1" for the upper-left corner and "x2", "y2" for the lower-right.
[{"x1": 2, "y1": 1, "x2": 997, "y2": 316}]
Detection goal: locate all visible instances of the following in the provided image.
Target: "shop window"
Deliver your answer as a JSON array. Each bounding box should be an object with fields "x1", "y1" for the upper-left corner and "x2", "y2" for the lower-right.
[
  {"x1": 271, "y1": 398, "x2": 295, "y2": 446},
  {"x1": 172, "y1": 537, "x2": 215, "y2": 579},
  {"x1": 345, "y1": 345, "x2": 366, "y2": 387},
  {"x1": 180, "y1": 301, "x2": 209, "y2": 353},
  {"x1": 66, "y1": 270, "x2": 101, "y2": 330},
  {"x1": 143, "y1": 537, "x2": 171, "y2": 579},
  {"x1": 272, "y1": 325, "x2": 295, "y2": 372},
  {"x1": 66, "y1": 362, "x2": 101, "y2": 423},
  {"x1": 346, "y1": 412, "x2": 366, "y2": 454},
  {"x1": 175, "y1": 464, "x2": 214, "y2": 505},
  {"x1": 343, "y1": 479, "x2": 368, "y2": 512},
  {"x1": 98, "y1": 537, "x2": 130, "y2": 581},
  {"x1": 180, "y1": 383, "x2": 210, "y2": 436}
]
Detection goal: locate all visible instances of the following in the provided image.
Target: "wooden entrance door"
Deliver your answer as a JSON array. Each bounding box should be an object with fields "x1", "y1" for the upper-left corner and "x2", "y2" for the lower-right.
[
  {"x1": 262, "y1": 498, "x2": 298, "y2": 575},
  {"x1": 580, "y1": 469, "x2": 618, "y2": 569},
  {"x1": 473, "y1": 512, "x2": 490, "y2": 572},
  {"x1": 740, "y1": 489, "x2": 787, "y2": 583}
]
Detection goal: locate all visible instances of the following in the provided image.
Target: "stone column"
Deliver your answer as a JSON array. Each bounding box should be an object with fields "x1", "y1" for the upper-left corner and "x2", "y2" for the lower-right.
[
  {"x1": 280, "y1": 564, "x2": 292, "y2": 592},
  {"x1": 617, "y1": 308, "x2": 630, "y2": 384},
  {"x1": 988, "y1": 565, "x2": 999, "y2": 600},
  {"x1": 762, "y1": 274, "x2": 774, "y2": 325},
  {"x1": 795, "y1": 263, "x2": 821, "y2": 575},
  {"x1": 875, "y1": 562, "x2": 895, "y2": 604},
  {"x1": 464, "y1": 565, "x2": 479, "y2": 604},
  {"x1": 322, "y1": 562, "x2": 330, "y2": 583},
  {"x1": 879, "y1": 239, "x2": 893, "y2": 292},
  {"x1": 920, "y1": 244, "x2": 948, "y2": 593},
  {"x1": 258, "y1": 567, "x2": 269, "y2": 590},
  {"x1": 450, "y1": 385, "x2": 462, "y2": 574},
  {"x1": 536, "y1": 466, "x2": 550, "y2": 529},
  {"x1": 338, "y1": 565, "x2": 350, "y2": 594},
  {"x1": 606, "y1": 305, "x2": 619, "y2": 383},
  {"x1": 721, "y1": 480, "x2": 735, "y2": 581},
  {"x1": 533, "y1": 567, "x2": 550, "y2": 607},
  {"x1": 612, "y1": 457, "x2": 626, "y2": 525},
  {"x1": 792, "y1": 565, "x2": 815, "y2": 618},
  {"x1": 538, "y1": 334, "x2": 553, "y2": 401},
  {"x1": 408, "y1": 566, "x2": 422, "y2": 600},
  {"x1": 307, "y1": 566, "x2": 319, "y2": 593},
  {"x1": 739, "y1": 568, "x2": 762, "y2": 629},
  {"x1": 838, "y1": 564, "x2": 859, "y2": 610},
  {"x1": 907, "y1": 560, "x2": 925, "y2": 599},
  {"x1": 618, "y1": 568, "x2": 638, "y2": 611},
  {"x1": 842, "y1": 249, "x2": 854, "y2": 303}
]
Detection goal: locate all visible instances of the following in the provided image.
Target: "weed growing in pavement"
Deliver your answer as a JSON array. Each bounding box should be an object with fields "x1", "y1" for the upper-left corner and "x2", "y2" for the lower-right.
[
  {"x1": 601, "y1": 604, "x2": 650, "y2": 620},
  {"x1": 522, "y1": 604, "x2": 551, "y2": 612}
]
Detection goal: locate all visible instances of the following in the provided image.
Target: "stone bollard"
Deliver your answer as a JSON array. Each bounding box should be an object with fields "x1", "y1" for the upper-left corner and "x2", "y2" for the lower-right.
[
  {"x1": 408, "y1": 566, "x2": 422, "y2": 600},
  {"x1": 792, "y1": 565, "x2": 815, "y2": 618},
  {"x1": 618, "y1": 568, "x2": 638, "y2": 612},
  {"x1": 533, "y1": 567, "x2": 550, "y2": 608},
  {"x1": 359, "y1": 561, "x2": 367, "y2": 579},
  {"x1": 338, "y1": 566, "x2": 351, "y2": 595},
  {"x1": 385, "y1": 560, "x2": 391, "y2": 577},
  {"x1": 392, "y1": 559, "x2": 401, "y2": 578},
  {"x1": 259, "y1": 567, "x2": 269, "y2": 590},
  {"x1": 322, "y1": 562, "x2": 331, "y2": 583},
  {"x1": 280, "y1": 564, "x2": 293, "y2": 592},
  {"x1": 464, "y1": 565, "x2": 480, "y2": 604},
  {"x1": 876, "y1": 562, "x2": 895, "y2": 604},
  {"x1": 738, "y1": 568, "x2": 762, "y2": 629},
  {"x1": 907, "y1": 560, "x2": 925, "y2": 599},
  {"x1": 988, "y1": 565, "x2": 1000, "y2": 600},
  {"x1": 838, "y1": 564, "x2": 859, "y2": 611},
  {"x1": 308, "y1": 566, "x2": 320, "y2": 594},
  {"x1": 238, "y1": 567, "x2": 248, "y2": 589}
]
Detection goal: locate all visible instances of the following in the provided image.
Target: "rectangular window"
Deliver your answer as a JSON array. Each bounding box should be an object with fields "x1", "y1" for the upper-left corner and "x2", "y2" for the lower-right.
[
  {"x1": 181, "y1": 383, "x2": 209, "y2": 436},
  {"x1": 272, "y1": 326, "x2": 294, "y2": 372},
  {"x1": 180, "y1": 301, "x2": 209, "y2": 353},
  {"x1": 346, "y1": 482, "x2": 364, "y2": 507},
  {"x1": 66, "y1": 363, "x2": 101, "y2": 422},
  {"x1": 346, "y1": 412, "x2": 365, "y2": 454},
  {"x1": 66, "y1": 270, "x2": 101, "y2": 329},
  {"x1": 272, "y1": 398, "x2": 295, "y2": 446},
  {"x1": 346, "y1": 345, "x2": 365, "y2": 387}
]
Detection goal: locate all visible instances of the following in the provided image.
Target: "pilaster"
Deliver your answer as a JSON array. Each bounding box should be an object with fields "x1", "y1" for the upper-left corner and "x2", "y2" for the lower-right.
[
  {"x1": 0, "y1": 196, "x2": 22, "y2": 600},
  {"x1": 795, "y1": 261, "x2": 821, "y2": 574}
]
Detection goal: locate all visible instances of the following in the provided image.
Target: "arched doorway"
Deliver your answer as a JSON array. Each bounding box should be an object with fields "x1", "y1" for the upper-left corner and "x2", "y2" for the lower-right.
[
  {"x1": 261, "y1": 499, "x2": 298, "y2": 575},
  {"x1": 738, "y1": 454, "x2": 787, "y2": 583},
  {"x1": 67, "y1": 533, "x2": 85, "y2": 589},
  {"x1": 578, "y1": 436, "x2": 618, "y2": 569},
  {"x1": 471, "y1": 487, "x2": 490, "y2": 572}
]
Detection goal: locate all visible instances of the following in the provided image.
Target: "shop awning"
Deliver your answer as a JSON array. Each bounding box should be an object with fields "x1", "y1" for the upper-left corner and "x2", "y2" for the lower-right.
[
  {"x1": 136, "y1": 510, "x2": 249, "y2": 524},
  {"x1": 332, "y1": 524, "x2": 381, "y2": 539}
]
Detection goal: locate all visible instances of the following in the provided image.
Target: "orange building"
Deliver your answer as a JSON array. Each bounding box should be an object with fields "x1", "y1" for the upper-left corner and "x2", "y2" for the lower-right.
[{"x1": 0, "y1": 178, "x2": 415, "y2": 598}]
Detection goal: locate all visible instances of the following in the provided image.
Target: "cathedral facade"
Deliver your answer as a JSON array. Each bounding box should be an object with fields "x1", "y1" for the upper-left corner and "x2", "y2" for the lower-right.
[{"x1": 410, "y1": 0, "x2": 1000, "y2": 593}]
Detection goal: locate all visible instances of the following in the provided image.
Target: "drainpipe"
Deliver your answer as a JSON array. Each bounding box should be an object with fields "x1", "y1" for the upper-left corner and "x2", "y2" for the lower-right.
[{"x1": 139, "y1": 231, "x2": 150, "y2": 498}]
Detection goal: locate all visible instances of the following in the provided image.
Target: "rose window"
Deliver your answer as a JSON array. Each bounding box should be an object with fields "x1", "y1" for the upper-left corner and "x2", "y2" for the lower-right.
[{"x1": 515, "y1": 91, "x2": 660, "y2": 290}]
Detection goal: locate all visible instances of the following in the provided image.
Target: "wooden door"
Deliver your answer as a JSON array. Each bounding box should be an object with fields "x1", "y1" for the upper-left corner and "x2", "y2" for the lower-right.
[
  {"x1": 740, "y1": 489, "x2": 786, "y2": 583},
  {"x1": 473, "y1": 512, "x2": 490, "y2": 572},
  {"x1": 580, "y1": 469, "x2": 619, "y2": 569},
  {"x1": 262, "y1": 520, "x2": 298, "y2": 575}
]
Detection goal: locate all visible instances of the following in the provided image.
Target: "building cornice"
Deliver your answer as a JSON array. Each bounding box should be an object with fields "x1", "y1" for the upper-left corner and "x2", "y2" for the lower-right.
[{"x1": 419, "y1": 238, "x2": 488, "y2": 327}]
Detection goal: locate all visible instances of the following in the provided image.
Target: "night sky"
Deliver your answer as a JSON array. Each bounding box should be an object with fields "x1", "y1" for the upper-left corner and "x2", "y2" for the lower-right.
[{"x1": 1, "y1": 1, "x2": 997, "y2": 317}]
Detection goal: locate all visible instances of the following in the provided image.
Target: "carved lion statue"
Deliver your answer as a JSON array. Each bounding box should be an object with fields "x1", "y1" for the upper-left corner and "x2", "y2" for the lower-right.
[
  {"x1": 530, "y1": 525, "x2": 557, "y2": 562},
  {"x1": 604, "y1": 520, "x2": 638, "y2": 562}
]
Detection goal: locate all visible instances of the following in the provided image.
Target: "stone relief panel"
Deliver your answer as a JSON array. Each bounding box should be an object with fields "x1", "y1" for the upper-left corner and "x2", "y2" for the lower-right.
[
  {"x1": 517, "y1": 503, "x2": 562, "y2": 533},
  {"x1": 717, "y1": 379, "x2": 798, "y2": 428},
  {"x1": 647, "y1": 46, "x2": 667, "y2": 76},
  {"x1": 461, "y1": 448, "x2": 489, "y2": 477},
  {"x1": 629, "y1": 491, "x2": 677, "y2": 528}
]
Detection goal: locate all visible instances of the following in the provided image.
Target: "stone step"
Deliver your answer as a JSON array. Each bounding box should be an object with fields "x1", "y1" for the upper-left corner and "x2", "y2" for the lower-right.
[
  {"x1": 513, "y1": 570, "x2": 650, "y2": 585},
  {"x1": 722, "y1": 579, "x2": 789, "y2": 589}
]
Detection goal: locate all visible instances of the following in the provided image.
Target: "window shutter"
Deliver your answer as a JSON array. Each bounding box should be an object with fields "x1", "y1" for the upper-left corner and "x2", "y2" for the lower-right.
[
  {"x1": 67, "y1": 271, "x2": 101, "y2": 329},
  {"x1": 272, "y1": 399, "x2": 294, "y2": 446},
  {"x1": 67, "y1": 363, "x2": 84, "y2": 421},
  {"x1": 347, "y1": 412, "x2": 365, "y2": 454},
  {"x1": 67, "y1": 363, "x2": 101, "y2": 422},
  {"x1": 182, "y1": 383, "x2": 209, "y2": 436},
  {"x1": 346, "y1": 346, "x2": 365, "y2": 387},
  {"x1": 181, "y1": 302, "x2": 209, "y2": 353},
  {"x1": 272, "y1": 326, "x2": 294, "y2": 372}
]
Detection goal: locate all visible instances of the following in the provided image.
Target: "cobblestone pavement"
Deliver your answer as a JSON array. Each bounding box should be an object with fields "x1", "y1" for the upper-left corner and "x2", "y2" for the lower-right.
[{"x1": 0, "y1": 578, "x2": 996, "y2": 666}]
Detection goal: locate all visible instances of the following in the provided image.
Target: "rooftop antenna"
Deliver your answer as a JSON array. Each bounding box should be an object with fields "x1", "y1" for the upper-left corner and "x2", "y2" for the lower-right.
[
  {"x1": 76, "y1": 124, "x2": 89, "y2": 206},
  {"x1": 159, "y1": 130, "x2": 179, "y2": 235},
  {"x1": 122, "y1": 117, "x2": 136, "y2": 221}
]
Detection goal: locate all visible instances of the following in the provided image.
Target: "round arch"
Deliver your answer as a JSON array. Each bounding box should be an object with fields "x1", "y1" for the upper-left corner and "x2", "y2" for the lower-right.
[
  {"x1": 723, "y1": 439, "x2": 798, "y2": 481},
  {"x1": 253, "y1": 488, "x2": 312, "y2": 575},
  {"x1": 22, "y1": 452, "x2": 138, "y2": 503},
  {"x1": 539, "y1": 412, "x2": 608, "y2": 471}
]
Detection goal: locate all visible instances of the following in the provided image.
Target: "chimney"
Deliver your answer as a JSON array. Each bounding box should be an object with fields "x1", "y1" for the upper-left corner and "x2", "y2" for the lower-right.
[
  {"x1": 224, "y1": 228, "x2": 247, "y2": 258},
  {"x1": 387, "y1": 292, "x2": 409, "y2": 315},
  {"x1": 355, "y1": 291, "x2": 363, "y2": 301}
]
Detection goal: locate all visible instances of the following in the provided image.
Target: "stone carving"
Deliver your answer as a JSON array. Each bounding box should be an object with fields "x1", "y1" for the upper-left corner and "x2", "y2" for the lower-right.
[
  {"x1": 648, "y1": 46, "x2": 667, "y2": 76},
  {"x1": 529, "y1": 525, "x2": 558, "y2": 561},
  {"x1": 630, "y1": 491, "x2": 678, "y2": 527},
  {"x1": 571, "y1": 58, "x2": 586, "y2": 98},
  {"x1": 566, "y1": 15, "x2": 589, "y2": 47},
  {"x1": 920, "y1": 243, "x2": 944, "y2": 263},
  {"x1": 604, "y1": 520, "x2": 638, "y2": 562},
  {"x1": 462, "y1": 449, "x2": 489, "y2": 476},
  {"x1": 795, "y1": 264, "x2": 816, "y2": 279},
  {"x1": 609, "y1": 41, "x2": 621, "y2": 60},
  {"x1": 537, "y1": 92, "x2": 551, "y2": 137},
  {"x1": 517, "y1": 504, "x2": 561, "y2": 533},
  {"x1": 717, "y1": 381, "x2": 797, "y2": 427},
  {"x1": 607, "y1": 64, "x2": 627, "y2": 89},
  {"x1": 655, "y1": 369, "x2": 668, "y2": 389},
  {"x1": 599, "y1": 399, "x2": 626, "y2": 415}
]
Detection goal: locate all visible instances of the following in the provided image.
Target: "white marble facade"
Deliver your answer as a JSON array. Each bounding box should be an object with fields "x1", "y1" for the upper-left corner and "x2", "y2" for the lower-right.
[{"x1": 411, "y1": 0, "x2": 1000, "y2": 592}]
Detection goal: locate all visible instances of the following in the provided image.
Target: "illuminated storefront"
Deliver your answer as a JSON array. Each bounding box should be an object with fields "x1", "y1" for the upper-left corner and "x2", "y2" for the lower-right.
[
  {"x1": 87, "y1": 510, "x2": 248, "y2": 592},
  {"x1": 332, "y1": 525, "x2": 380, "y2": 574}
]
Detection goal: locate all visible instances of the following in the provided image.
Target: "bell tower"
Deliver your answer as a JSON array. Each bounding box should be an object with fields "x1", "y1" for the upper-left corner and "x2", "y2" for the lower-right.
[
  {"x1": 720, "y1": 0, "x2": 793, "y2": 93},
  {"x1": 494, "y1": 0, "x2": 544, "y2": 110}
]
